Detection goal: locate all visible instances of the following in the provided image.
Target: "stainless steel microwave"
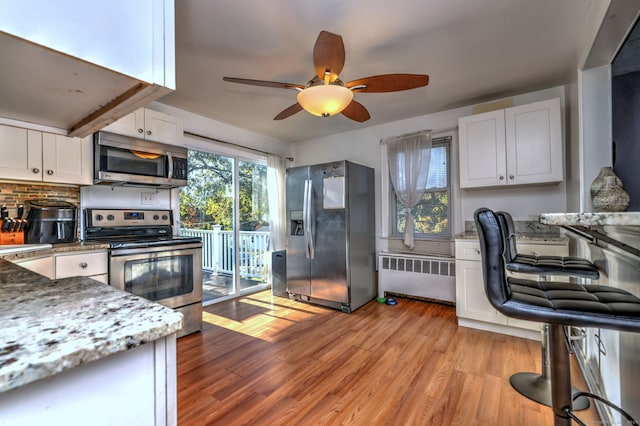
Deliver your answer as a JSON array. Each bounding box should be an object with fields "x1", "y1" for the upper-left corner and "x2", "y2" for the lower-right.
[{"x1": 94, "y1": 131, "x2": 188, "y2": 188}]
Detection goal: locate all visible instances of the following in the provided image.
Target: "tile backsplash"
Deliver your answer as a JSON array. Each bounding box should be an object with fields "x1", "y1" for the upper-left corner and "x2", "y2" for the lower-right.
[{"x1": 0, "y1": 182, "x2": 80, "y2": 217}]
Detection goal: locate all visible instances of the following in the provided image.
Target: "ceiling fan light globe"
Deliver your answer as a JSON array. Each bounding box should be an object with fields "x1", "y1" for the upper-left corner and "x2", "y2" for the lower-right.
[{"x1": 297, "y1": 84, "x2": 353, "y2": 117}]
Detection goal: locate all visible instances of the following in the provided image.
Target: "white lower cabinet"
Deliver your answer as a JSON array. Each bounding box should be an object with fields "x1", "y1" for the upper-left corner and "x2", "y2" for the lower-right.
[
  {"x1": 55, "y1": 251, "x2": 108, "y2": 279},
  {"x1": 0, "y1": 335, "x2": 177, "y2": 426},
  {"x1": 12, "y1": 255, "x2": 54, "y2": 279},
  {"x1": 455, "y1": 238, "x2": 569, "y2": 339},
  {"x1": 12, "y1": 250, "x2": 108, "y2": 282}
]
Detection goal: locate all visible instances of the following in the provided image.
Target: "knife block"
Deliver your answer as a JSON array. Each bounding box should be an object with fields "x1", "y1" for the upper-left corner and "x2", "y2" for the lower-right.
[{"x1": 1, "y1": 221, "x2": 25, "y2": 245}]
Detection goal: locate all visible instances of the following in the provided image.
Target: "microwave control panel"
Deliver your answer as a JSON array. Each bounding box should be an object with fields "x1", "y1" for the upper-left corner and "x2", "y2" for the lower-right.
[
  {"x1": 172, "y1": 157, "x2": 188, "y2": 180},
  {"x1": 87, "y1": 209, "x2": 172, "y2": 228}
]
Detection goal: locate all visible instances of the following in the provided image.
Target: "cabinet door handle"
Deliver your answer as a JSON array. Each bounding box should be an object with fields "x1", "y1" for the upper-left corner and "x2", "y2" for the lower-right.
[
  {"x1": 47, "y1": 170, "x2": 54, "y2": 175},
  {"x1": 137, "y1": 128, "x2": 144, "y2": 134},
  {"x1": 146, "y1": 130, "x2": 152, "y2": 136},
  {"x1": 499, "y1": 175, "x2": 504, "y2": 180},
  {"x1": 32, "y1": 168, "x2": 40, "y2": 174},
  {"x1": 79, "y1": 262, "x2": 88, "y2": 269},
  {"x1": 509, "y1": 175, "x2": 514, "y2": 180}
]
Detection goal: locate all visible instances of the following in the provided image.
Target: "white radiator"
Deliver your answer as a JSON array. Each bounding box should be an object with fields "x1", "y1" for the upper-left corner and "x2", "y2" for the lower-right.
[{"x1": 378, "y1": 252, "x2": 456, "y2": 303}]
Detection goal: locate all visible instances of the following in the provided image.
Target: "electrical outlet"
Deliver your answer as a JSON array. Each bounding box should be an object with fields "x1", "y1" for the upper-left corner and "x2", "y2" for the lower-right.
[{"x1": 141, "y1": 192, "x2": 155, "y2": 205}]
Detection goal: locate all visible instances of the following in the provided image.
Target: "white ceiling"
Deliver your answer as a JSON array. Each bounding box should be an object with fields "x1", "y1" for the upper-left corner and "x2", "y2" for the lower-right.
[{"x1": 159, "y1": 0, "x2": 599, "y2": 143}]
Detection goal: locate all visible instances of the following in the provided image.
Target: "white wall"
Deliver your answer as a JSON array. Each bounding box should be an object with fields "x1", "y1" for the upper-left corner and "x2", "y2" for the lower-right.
[
  {"x1": 148, "y1": 101, "x2": 291, "y2": 158},
  {"x1": 291, "y1": 85, "x2": 568, "y2": 249},
  {"x1": 579, "y1": 65, "x2": 613, "y2": 212}
]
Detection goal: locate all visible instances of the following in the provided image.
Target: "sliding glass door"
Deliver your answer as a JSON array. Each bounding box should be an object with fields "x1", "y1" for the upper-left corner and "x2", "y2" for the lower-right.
[{"x1": 180, "y1": 150, "x2": 269, "y2": 305}]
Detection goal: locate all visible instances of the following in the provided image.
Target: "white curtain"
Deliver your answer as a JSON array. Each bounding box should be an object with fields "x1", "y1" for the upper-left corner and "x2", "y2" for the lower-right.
[
  {"x1": 267, "y1": 154, "x2": 286, "y2": 251},
  {"x1": 383, "y1": 131, "x2": 432, "y2": 249}
]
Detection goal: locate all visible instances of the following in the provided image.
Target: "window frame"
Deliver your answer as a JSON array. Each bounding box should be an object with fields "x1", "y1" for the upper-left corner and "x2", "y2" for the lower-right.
[{"x1": 388, "y1": 136, "x2": 452, "y2": 241}]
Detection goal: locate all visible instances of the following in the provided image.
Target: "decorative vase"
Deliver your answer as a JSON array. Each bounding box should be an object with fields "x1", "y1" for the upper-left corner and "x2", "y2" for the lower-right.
[
  {"x1": 592, "y1": 175, "x2": 630, "y2": 212},
  {"x1": 590, "y1": 166, "x2": 623, "y2": 199}
]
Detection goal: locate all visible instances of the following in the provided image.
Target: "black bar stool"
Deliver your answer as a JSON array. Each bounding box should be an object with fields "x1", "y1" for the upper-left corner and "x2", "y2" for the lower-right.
[
  {"x1": 497, "y1": 211, "x2": 599, "y2": 410},
  {"x1": 475, "y1": 208, "x2": 640, "y2": 426}
]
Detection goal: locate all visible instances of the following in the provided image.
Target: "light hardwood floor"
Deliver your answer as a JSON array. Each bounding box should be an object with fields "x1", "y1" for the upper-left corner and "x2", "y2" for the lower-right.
[{"x1": 177, "y1": 291, "x2": 600, "y2": 425}]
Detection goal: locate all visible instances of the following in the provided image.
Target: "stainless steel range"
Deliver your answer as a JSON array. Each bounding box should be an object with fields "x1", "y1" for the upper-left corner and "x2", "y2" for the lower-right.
[{"x1": 84, "y1": 208, "x2": 202, "y2": 338}]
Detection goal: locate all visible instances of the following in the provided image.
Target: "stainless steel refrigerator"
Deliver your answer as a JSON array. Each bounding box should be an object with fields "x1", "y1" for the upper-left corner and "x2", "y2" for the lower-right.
[{"x1": 285, "y1": 160, "x2": 375, "y2": 313}]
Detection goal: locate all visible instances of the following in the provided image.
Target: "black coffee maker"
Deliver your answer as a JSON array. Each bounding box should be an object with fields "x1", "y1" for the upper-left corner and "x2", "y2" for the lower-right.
[{"x1": 25, "y1": 200, "x2": 78, "y2": 244}]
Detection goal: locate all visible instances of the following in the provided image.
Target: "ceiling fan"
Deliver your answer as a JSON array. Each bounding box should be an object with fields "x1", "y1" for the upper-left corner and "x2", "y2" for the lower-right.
[{"x1": 223, "y1": 31, "x2": 429, "y2": 123}]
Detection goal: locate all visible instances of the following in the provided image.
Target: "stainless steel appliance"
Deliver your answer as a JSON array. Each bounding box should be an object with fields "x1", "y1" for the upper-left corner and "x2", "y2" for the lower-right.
[
  {"x1": 94, "y1": 131, "x2": 188, "y2": 188},
  {"x1": 25, "y1": 199, "x2": 78, "y2": 244},
  {"x1": 84, "y1": 208, "x2": 202, "y2": 338},
  {"x1": 286, "y1": 160, "x2": 375, "y2": 312}
]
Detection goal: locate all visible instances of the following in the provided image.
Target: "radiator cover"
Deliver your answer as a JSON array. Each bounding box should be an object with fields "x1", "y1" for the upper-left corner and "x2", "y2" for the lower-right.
[{"x1": 378, "y1": 252, "x2": 456, "y2": 303}]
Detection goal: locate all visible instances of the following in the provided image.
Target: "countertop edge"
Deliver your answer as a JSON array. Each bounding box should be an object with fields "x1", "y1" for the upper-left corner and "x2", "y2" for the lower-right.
[
  {"x1": 454, "y1": 232, "x2": 568, "y2": 243},
  {"x1": 0, "y1": 260, "x2": 183, "y2": 394},
  {"x1": 540, "y1": 212, "x2": 640, "y2": 226},
  {"x1": 0, "y1": 242, "x2": 111, "y2": 261}
]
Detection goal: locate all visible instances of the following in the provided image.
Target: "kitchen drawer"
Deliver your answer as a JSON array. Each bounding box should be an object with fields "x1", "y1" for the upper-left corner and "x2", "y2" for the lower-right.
[
  {"x1": 455, "y1": 240, "x2": 482, "y2": 261},
  {"x1": 55, "y1": 251, "x2": 107, "y2": 279}
]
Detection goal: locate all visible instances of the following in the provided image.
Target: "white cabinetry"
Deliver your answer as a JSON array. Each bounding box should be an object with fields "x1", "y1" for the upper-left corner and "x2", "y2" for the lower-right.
[
  {"x1": 0, "y1": 124, "x2": 92, "y2": 185},
  {"x1": 103, "y1": 108, "x2": 183, "y2": 145},
  {"x1": 459, "y1": 98, "x2": 563, "y2": 188},
  {"x1": 12, "y1": 250, "x2": 108, "y2": 283},
  {"x1": 0, "y1": 1, "x2": 176, "y2": 137},
  {"x1": 0, "y1": 335, "x2": 177, "y2": 426},
  {"x1": 12, "y1": 255, "x2": 54, "y2": 279},
  {"x1": 55, "y1": 250, "x2": 108, "y2": 284},
  {"x1": 455, "y1": 238, "x2": 569, "y2": 339}
]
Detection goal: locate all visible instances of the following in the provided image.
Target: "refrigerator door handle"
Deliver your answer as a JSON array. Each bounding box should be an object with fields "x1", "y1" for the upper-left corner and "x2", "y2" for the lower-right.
[
  {"x1": 303, "y1": 180, "x2": 311, "y2": 259},
  {"x1": 307, "y1": 180, "x2": 315, "y2": 260}
]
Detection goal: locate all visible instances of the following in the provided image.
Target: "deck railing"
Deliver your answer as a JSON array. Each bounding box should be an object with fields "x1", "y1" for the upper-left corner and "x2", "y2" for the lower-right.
[{"x1": 180, "y1": 227, "x2": 270, "y2": 279}]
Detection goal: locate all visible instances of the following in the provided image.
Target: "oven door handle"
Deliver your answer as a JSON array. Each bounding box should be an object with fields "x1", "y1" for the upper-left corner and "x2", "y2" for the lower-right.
[{"x1": 110, "y1": 242, "x2": 203, "y2": 256}]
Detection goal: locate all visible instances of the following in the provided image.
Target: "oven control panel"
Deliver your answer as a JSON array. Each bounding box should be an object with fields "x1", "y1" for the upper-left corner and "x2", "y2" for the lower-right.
[{"x1": 87, "y1": 209, "x2": 172, "y2": 227}]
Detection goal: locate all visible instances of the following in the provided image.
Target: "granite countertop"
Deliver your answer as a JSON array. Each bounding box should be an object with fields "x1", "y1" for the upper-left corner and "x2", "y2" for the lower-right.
[
  {"x1": 0, "y1": 241, "x2": 110, "y2": 261},
  {"x1": 454, "y1": 231, "x2": 567, "y2": 242},
  {"x1": 0, "y1": 259, "x2": 183, "y2": 394},
  {"x1": 456, "y1": 219, "x2": 567, "y2": 242},
  {"x1": 540, "y1": 212, "x2": 640, "y2": 227}
]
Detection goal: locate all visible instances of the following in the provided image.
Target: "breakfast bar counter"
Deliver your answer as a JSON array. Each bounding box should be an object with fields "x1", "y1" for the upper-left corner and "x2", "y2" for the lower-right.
[
  {"x1": 0, "y1": 258, "x2": 182, "y2": 425},
  {"x1": 538, "y1": 211, "x2": 640, "y2": 423}
]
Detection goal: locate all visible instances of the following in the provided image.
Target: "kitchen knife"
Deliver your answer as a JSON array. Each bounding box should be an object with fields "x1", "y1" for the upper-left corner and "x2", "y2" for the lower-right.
[
  {"x1": 15, "y1": 205, "x2": 24, "y2": 233},
  {"x1": 1, "y1": 206, "x2": 9, "y2": 232}
]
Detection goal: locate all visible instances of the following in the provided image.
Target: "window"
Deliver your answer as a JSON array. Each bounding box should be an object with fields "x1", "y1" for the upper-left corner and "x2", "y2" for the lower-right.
[
  {"x1": 179, "y1": 147, "x2": 270, "y2": 305},
  {"x1": 391, "y1": 137, "x2": 451, "y2": 240}
]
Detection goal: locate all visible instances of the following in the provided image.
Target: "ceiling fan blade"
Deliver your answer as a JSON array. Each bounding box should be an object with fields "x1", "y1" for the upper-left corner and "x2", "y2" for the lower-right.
[
  {"x1": 223, "y1": 77, "x2": 304, "y2": 90},
  {"x1": 313, "y1": 31, "x2": 345, "y2": 82},
  {"x1": 274, "y1": 103, "x2": 303, "y2": 120},
  {"x1": 346, "y1": 74, "x2": 429, "y2": 92},
  {"x1": 341, "y1": 100, "x2": 370, "y2": 122}
]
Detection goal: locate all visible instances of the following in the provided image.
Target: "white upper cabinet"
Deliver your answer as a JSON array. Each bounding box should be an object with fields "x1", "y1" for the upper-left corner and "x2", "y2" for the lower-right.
[
  {"x1": 0, "y1": 0, "x2": 175, "y2": 138},
  {"x1": 0, "y1": 124, "x2": 92, "y2": 185},
  {"x1": 103, "y1": 108, "x2": 183, "y2": 145},
  {"x1": 459, "y1": 98, "x2": 563, "y2": 188},
  {"x1": 0, "y1": 126, "x2": 42, "y2": 181},
  {"x1": 41, "y1": 134, "x2": 93, "y2": 185}
]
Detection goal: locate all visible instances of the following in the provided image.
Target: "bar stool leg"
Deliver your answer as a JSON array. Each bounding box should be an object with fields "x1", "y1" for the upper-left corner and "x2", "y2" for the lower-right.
[
  {"x1": 509, "y1": 324, "x2": 589, "y2": 410},
  {"x1": 549, "y1": 323, "x2": 573, "y2": 426}
]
